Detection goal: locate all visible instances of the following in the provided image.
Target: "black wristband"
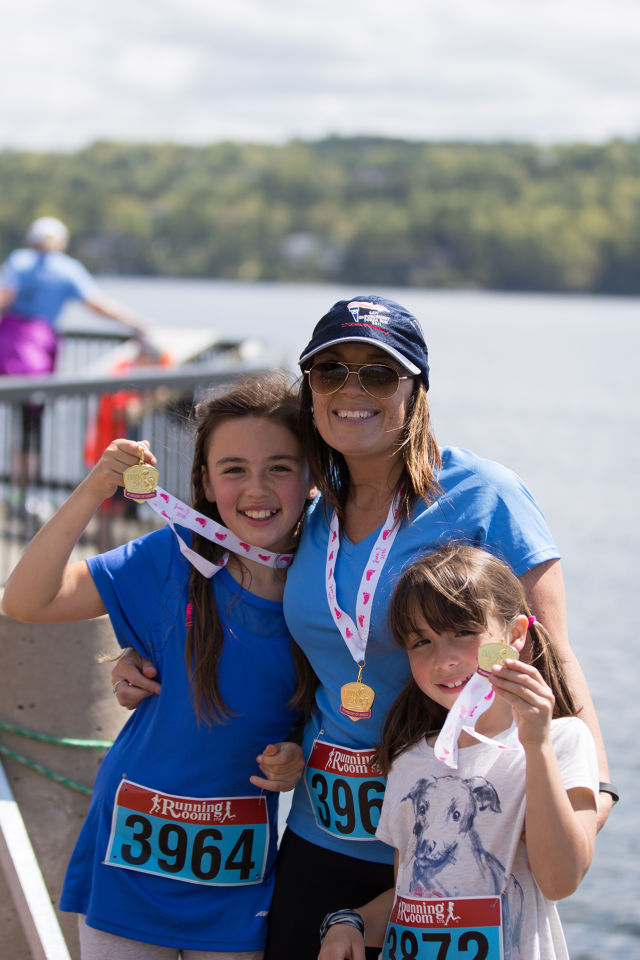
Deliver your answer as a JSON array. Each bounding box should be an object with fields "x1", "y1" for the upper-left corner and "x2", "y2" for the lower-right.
[
  {"x1": 319, "y1": 908, "x2": 365, "y2": 944},
  {"x1": 598, "y1": 781, "x2": 619, "y2": 805}
]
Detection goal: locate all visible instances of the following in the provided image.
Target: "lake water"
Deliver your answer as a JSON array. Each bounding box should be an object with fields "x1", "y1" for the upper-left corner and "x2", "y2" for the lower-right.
[{"x1": 66, "y1": 279, "x2": 640, "y2": 958}]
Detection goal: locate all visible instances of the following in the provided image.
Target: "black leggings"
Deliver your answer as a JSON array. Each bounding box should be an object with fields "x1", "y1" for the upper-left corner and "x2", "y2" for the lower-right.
[{"x1": 265, "y1": 829, "x2": 394, "y2": 960}]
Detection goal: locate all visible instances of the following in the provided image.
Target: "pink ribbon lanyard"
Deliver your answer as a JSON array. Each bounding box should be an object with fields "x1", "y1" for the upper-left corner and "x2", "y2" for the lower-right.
[
  {"x1": 325, "y1": 495, "x2": 401, "y2": 665},
  {"x1": 145, "y1": 486, "x2": 294, "y2": 579},
  {"x1": 434, "y1": 673, "x2": 522, "y2": 769}
]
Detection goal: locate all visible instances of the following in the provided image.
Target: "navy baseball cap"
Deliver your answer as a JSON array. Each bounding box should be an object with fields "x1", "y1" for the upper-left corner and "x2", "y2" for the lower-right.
[{"x1": 299, "y1": 295, "x2": 430, "y2": 389}]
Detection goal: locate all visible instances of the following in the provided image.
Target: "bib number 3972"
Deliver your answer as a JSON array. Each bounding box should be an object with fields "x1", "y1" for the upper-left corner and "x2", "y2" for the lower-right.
[
  {"x1": 382, "y1": 895, "x2": 503, "y2": 960},
  {"x1": 304, "y1": 739, "x2": 386, "y2": 840},
  {"x1": 105, "y1": 780, "x2": 269, "y2": 886}
]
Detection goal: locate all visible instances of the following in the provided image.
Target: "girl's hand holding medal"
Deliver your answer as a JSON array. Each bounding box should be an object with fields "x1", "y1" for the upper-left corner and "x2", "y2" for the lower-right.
[
  {"x1": 488, "y1": 656, "x2": 556, "y2": 748},
  {"x1": 90, "y1": 439, "x2": 158, "y2": 503}
]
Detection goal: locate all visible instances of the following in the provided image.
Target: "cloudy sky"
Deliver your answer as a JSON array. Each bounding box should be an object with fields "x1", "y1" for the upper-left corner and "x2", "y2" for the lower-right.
[{"x1": 3, "y1": 0, "x2": 639, "y2": 151}]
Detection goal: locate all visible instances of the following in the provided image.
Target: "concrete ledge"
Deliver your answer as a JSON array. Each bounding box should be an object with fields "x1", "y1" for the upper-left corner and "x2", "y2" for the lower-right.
[{"x1": 0, "y1": 612, "x2": 127, "y2": 960}]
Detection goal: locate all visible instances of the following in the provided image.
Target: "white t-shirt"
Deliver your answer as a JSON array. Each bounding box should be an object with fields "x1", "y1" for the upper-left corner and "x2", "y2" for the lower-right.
[{"x1": 377, "y1": 717, "x2": 598, "y2": 960}]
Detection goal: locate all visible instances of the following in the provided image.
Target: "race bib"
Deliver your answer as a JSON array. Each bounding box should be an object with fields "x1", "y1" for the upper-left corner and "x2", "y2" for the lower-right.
[
  {"x1": 382, "y1": 895, "x2": 503, "y2": 960},
  {"x1": 105, "y1": 780, "x2": 269, "y2": 886},
  {"x1": 304, "y1": 739, "x2": 386, "y2": 840}
]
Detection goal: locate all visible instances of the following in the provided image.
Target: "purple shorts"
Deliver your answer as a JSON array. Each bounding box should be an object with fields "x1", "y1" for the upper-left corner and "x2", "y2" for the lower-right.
[{"x1": 0, "y1": 312, "x2": 58, "y2": 375}]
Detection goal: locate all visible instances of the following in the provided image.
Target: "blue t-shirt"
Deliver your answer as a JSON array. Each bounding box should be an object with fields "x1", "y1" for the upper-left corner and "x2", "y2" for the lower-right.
[
  {"x1": 1, "y1": 249, "x2": 98, "y2": 327},
  {"x1": 60, "y1": 527, "x2": 299, "y2": 951},
  {"x1": 284, "y1": 447, "x2": 559, "y2": 863}
]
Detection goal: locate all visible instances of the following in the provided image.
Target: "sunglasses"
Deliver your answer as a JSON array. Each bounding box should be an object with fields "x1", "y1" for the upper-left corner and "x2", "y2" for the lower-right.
[{"x1": 304, "y1": 361, "x2": 413, "y2": 399}]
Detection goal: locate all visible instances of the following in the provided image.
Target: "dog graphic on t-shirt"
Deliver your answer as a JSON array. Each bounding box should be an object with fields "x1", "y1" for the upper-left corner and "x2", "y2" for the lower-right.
[{"x1": 402, "y1": 775, "x2": 524, "y2": 957}]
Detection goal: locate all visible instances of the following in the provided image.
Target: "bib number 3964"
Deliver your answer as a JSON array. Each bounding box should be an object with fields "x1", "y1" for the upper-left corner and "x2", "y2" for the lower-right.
[
  {"x1": 304, "y1": 740, "x2": 386, "y2": 840},
  {"x1": 105, "y1": 780, "x2": 269, "y2": 886},
  {"x1": 382, "y1": 895, "x2": 503, "y2": 960}
]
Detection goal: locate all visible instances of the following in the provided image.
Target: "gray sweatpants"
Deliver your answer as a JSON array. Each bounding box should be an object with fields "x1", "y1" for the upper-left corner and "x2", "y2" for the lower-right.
[{"x1": 78, "y1": 917, "x2": 264, "y2": 960}]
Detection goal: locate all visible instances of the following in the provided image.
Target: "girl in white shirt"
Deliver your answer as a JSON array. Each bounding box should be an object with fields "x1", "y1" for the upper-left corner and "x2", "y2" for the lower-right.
[{"x1": 319, "y1": 543, "x2": 598, "y2": 960}]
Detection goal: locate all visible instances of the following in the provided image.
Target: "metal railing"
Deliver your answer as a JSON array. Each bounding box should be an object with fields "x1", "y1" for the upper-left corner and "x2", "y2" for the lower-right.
[{"x1": 0, "y1": 330, "x2": 269, "y2": 584}]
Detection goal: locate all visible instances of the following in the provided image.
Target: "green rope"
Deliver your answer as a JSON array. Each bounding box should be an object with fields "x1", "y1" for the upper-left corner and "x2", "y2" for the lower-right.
[
  {"x1": 0, "y1": 744, "x2": 93, "y2": 796},
  {"x1": 0, "y1": 719, "x2": 113, "y2": 749},
  {"x1": 0, "y1": 719, "x2": 113, "y2": 796}
]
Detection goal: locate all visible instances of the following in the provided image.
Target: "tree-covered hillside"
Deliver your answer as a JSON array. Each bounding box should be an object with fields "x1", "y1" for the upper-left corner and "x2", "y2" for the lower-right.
[{"x1": 1, "y1": 137, "x2": 639, "y2": 293}]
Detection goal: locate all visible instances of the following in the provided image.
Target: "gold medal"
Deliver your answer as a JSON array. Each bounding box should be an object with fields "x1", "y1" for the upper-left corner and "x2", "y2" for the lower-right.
[
  {"x1": 340, "y1": 663, "x2": 375, "y2": 722},
  {"x1": 477, "y1": 642, "x2": 519, "y2": 677},
  {"x1": 123, "y1": 446, "x2": 159, "y2": 501}
]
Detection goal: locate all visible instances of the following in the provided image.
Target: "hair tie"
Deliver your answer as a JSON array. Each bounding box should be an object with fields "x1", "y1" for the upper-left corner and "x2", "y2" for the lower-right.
[{"x1": 527, "y1": 615, "x2": 536, "y2": 627}]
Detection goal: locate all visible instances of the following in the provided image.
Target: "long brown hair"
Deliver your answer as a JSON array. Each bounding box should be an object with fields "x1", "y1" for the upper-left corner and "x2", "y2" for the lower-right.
[
  {"x1": 186, "y1": 371, "x2": 310, "y2": 723},
  {"x1": 376, "y1": 543, "x2": 578, "y2": 774},
  {"x1": 298, "y1": 374, "x2": 441, "y2": 527}
]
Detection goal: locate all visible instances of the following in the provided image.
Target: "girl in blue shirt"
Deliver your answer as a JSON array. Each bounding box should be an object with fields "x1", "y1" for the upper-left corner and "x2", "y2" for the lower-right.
[{"x1": 2, "y1": 372, "x2": 314, "y2": 959}]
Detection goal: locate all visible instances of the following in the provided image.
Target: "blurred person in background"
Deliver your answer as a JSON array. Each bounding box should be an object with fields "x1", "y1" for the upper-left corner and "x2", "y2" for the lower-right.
[{"x1": 0, "y1": 215, "x2": 151, "y2": 490}]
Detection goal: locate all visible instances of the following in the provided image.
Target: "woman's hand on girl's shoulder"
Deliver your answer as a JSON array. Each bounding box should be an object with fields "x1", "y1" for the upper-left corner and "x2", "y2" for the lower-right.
[
  {"x1": 489, "y1": 659, "x2": 555, "y2": 748},
  {"x1": 249, "y1": 741, "x2": 305, "y2": 792},
  {"x1": 112, "y1": 647, "x2": 161, "y2": 710}
]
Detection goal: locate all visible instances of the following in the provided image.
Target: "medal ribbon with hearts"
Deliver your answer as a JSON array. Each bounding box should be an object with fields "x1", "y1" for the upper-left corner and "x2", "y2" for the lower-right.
[
  {"x1": 145, "y1": 486, "x2": 294, "y2": 579},
  {"x1": 434, "y1": 672, "x2": 522, "y2": 769},
  {"x1": 326, "y1": 493, "x2": 401, "y2": 665}
]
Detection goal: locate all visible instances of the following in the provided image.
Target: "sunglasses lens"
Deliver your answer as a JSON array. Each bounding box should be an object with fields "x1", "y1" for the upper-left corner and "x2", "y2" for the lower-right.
[
  {"x1": 359, "y1": 365, "x2": 400, "y2": 397},
  {"x1": 309, "y1": 362, "x2": 348, "y2": 394}
]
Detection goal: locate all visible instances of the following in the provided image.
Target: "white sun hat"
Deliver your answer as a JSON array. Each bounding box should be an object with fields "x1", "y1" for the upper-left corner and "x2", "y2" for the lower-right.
[{"x1": 26, "y1": 216, "x2": 69, "y2": 250}]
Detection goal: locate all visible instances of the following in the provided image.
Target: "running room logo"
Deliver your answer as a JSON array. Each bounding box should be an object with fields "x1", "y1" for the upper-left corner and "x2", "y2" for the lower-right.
[
  {"x1": 149, "y1": 794, "x2": 238, "y2": 824},
  {"x1": 325, "y1": 746, "x2": 379, "y2": 775},
  {"x1": 395, "y1": 899, "x2": 459, "y2": 926}
]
